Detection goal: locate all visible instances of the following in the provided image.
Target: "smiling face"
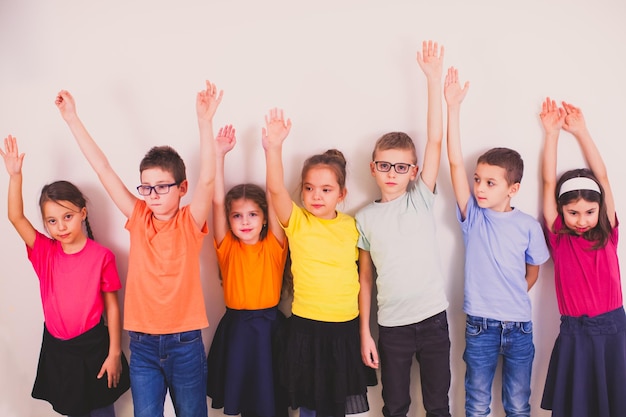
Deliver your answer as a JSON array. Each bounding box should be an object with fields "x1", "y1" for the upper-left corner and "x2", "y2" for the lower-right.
[
  {"x1": 140, "y1": 167, "x2": 187, "y2": 220},
  {"x1": 562, "y1": 198, "x2": 600, "y2": 235},
  {"x1": 228, "y1": 198, "x2": 266, "y2": 245},
  {"x1": 43, "y1": 200, "x2": 87, "y2": 252},
  {"x1": 301, "y1": 166, "x2": 346, "y2": 219},
  {"x1": 370, "y1": 148, "x2": 418, "y2": 202},
  {"x1": 473, "y1": 163, "x2": 519, "y2": 212}
]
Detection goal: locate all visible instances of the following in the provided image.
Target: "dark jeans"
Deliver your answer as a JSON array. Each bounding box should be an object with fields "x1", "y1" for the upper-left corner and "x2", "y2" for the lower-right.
[{"x1": 378, "y1": 310, "x2": 451, "y2": 417}]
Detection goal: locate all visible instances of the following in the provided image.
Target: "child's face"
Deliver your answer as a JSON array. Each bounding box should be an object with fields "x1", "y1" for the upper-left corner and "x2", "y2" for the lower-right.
[
  {"x1": 301, "y1": 166, "x2": 346, "y2": 219},
  {"x1": 42, "y1": 200, "x2": 87, "y2": 252},
  {"x1": 228, "y1": 198, "x2": 265, "y2": 245},
  {"x1": 473, "y1": 163, "x2": 519, "y2": 212},
  {"x1": 562, "y1": 198, "x2": 600, "y2": 235},
  {"x1": 370, "y1": 148, "x2": 417, "y2": 202},
  {"x1": 140, "y1": 167, "x2": 187, "y2": 220}
]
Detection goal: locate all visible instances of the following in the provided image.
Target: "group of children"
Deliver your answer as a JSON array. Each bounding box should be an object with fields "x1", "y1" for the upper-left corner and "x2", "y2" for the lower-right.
[{"x1": 2, "y1": 40, "x2": 624, "y2": 417}]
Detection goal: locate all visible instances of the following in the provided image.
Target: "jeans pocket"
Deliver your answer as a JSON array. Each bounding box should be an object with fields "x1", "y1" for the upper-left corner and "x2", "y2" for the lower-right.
[
  {"x1": 179, "y1": 329, "x2": 201, "y2": 344},
  {"x1": 465, "y1": 321, "x2": 482, "y2": 337},
  {"x1": 520, "y1": 321, "x2": 533, "y2": 334}
]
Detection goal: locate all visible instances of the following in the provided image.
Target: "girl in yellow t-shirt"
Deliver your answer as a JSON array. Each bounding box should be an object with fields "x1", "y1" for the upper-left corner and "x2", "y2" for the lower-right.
[
  {"x1": 206, "y1": 125, "x2": 289, "y2": 417},
  {"x1": 263, "y1": 109, "x2": 375, "y2": 417}
]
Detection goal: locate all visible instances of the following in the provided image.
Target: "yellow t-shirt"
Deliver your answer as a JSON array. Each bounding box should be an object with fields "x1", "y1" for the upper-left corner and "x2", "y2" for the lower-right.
[
  {"x1": 284, "y1": 202, "x2": 359, "y2": 322},
  {"x1": 215, "y1": 230, "x2": 287, "y2": 310},
  {"x1": 124, "y1": 200, "x2": 209, "y2": 334}
]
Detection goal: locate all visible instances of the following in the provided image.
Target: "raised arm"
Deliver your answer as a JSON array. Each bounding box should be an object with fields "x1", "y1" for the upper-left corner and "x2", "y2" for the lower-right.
[
  {"x1": 539, "y1": 97, "x2": 564, "y2": 231},
  {"x1": 358, "y1": 249, "x2": 379, "y2": 369},
  {"x1": 416, "y1": 40, "x2": 444, "y2": 191},
  {"x1": 1, "y1": 135, "x2": 37, "y2": 248},
  {"x1": 562, "y1": 101, "x2": 615, "y2": 227},
  {"x1": 444, "y1": 67, "x2": 471, "y2": 218},
  {"x1": 213, "y1": 124, "x2": 236, "y2": 244},
  {"x1": 55, "y1": 91, "x2": 137, "y2": 218},
  {"x1": 262, "y1": 108, "x2": 293, "y2": 227},
  {"x1": 189, "y1": 80, "x2": 222, "y2": 230}
]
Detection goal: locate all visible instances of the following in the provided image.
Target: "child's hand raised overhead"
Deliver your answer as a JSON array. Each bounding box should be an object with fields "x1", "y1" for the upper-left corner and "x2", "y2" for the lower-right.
[
  {"x1": 55, "y1": 90, "x2": 78, "y2": 122},
  {"x1": 444, "y1": 66, "x2": 469, "y2": 107},
  {"x1": 539, "y1": 97, "x2": 565, "y2": 135},
  {"x1": 0, "y1": 135, "x2": 25, "y2": 176},
  {"x1": 196, "y1": 80, "x2": 224, "y2": 122},
  {"x1": 417, "y1": 40, "x2": 444, "y2": 80},
  {"x1": 262, "y1": 108, "x2": 291, "y2": 150},
  {"x1": 562, "y1": 101, "x2": 588, "y2": 136},
  {"x1": 216, "y1": 124, "x2": 236, "y2": 156}
]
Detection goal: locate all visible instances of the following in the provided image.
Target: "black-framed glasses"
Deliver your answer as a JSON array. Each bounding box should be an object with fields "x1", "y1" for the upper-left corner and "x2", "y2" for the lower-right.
[
  {"x1": 136, "y1": 182, "x2": 179, "y2": 196},
  {"x1": 373, "y1": 161, "x2": 416, "y2": 174}
]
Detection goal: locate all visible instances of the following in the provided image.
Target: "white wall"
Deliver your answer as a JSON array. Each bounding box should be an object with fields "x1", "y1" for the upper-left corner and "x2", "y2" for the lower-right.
[{"x1": 1, "y1": 1, "x2": 625, "y2": 416}]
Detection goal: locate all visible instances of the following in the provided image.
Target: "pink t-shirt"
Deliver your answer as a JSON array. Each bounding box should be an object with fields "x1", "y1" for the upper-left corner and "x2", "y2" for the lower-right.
[
  {"x1": 27, "y1": 231, "x2": 121, "y2": 340},
  {"x1": 547, "y1": 215, "x2": 623, "y2": 317}
]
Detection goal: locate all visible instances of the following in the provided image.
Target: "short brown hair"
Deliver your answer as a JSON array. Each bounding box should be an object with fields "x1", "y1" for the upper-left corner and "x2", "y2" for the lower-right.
[
  {"x1": 372, "y1": 132, "x2": 417, "y2": 164},
  {"x1": 477, "y1": 147, "x2": 523, "y2": 185},
  {"x1": 139, "y1": 146, "x2": 186, "y2": 184}
]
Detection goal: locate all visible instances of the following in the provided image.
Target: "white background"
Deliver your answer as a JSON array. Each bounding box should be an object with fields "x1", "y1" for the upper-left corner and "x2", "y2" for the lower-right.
[{"x1": 1, "y1": 1, "x2": 625, "y2": 416}]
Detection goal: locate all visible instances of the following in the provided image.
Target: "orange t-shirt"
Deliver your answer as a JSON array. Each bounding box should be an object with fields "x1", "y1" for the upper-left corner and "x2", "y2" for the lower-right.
[
  {"x1": 215, "y1": 231, "x2": 287, "y2": 310},
  {"x1": 124, "y1": 200, "x2": 209, "y2": 334}
]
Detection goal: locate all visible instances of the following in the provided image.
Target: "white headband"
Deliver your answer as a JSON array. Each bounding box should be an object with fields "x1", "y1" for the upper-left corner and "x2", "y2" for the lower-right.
[{"x1": 558, "y1": 177, "x2": 601, "y2": 197}]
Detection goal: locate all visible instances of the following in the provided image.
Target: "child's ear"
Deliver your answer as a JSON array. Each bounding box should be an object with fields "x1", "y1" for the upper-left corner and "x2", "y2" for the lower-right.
[
  {"x1": 338, "y1": 187, "x2": 348, "y2": 203},
  {"x1": 369, "y1": 161, "x2": 377, "y2": 177},
  {"x1": 508, "y1": 182, "x2": 520, "y2": 198},
  {"x1": 178, "y1": 179, "x2": 189, "y2": 196},
  {"x1": 80, "y1": 207, "x2": 87, "y2": 221},
  {"x1": 410, "y1": 165, "x2": 419, "y2": 181}
]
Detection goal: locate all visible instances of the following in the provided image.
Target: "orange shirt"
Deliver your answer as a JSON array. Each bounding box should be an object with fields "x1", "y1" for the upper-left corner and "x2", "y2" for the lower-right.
[
  {"x1": 124, "y1": 200, "x2": 209, "y2": 334},
  {"x1": 215, "y1": 231, "x2": 287, "y2": 310}
]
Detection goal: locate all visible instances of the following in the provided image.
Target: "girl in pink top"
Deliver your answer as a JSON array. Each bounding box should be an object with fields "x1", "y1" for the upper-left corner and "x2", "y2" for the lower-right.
[
  {"x1": 539, "y1": 98, "x2": 626, "y2": 417},
  {"x1": 1, "y1": 135, "x2": 129, "y2": 417}
]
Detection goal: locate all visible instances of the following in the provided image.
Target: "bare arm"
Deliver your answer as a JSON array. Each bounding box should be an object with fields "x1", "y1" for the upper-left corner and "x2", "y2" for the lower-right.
[
  {"x1": 97, "y1": 291, "x2": 123, "y2": 388},
  {"x1": 416, "y1": 40, "x2": 444, "y2": 191},
  {"x1": 443, "y1": 67, "x2": 471, "y2": 218},
  {"x1": 212, "y1": 125, "x2": 236, "y2": 244},
  {"x1": 55, "y1": 91, "x2": 137, "y2": 218},
  {"x1": 358, "y1": 249, "x2": 379, "y2": 369},
  {"x1": 189, "y1": 81, "x2": 223, "y2": 230},
  {"x1": 1, "y1": 135, "x2": 37, "y2": 248},
  {"x1": 525, "y1": 264, "x2": 540, "y2": 291},
  {"x1": 562, "y1": 102, "x2": 615, "y2": 227},
  {"x1": 262, "y1": 108, "x2": 293, "y2": 227},
  {"x1": 539, "y1": 97, "x2": 564, "y2": 231},
  {"x1": 266, "y1": 186, "x2": 286, "y2": 246}
]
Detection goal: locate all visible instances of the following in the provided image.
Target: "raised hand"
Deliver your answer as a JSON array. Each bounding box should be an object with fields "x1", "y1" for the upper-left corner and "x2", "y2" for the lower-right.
[
  {"x1": 444, "y1": 66, "x2": 469, "y2": 107},
  {"x1": 196, "y1": 80, "x2": 224, "y2": 122},
  {"x1": 215, "y1": 124, "x2": 236, "y2": 156},
  {"x1": 261, "y1": 108, "x2": 292, "y2": 150},
  {"x1": 417, "y1": 40, "x2": 444, "y2": 80},
  {"x1": 55, "y1": 90, "x2": 78, "y2": 121},
  {"x1": 0, "y1": 135, "x2": 25, "y2": 176},
  {"x1": 562, "y1": 101, "x2": 588, "y2": 136},
  {"x1": 539, "y1": 97, "x2": 565, "y2": 135}
]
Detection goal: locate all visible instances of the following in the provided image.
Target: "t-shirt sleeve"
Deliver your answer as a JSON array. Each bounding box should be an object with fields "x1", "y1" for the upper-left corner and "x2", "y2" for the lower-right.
[
  {"x1": 101, "y1": 249, "x2": 122, "y2": 292},
  {"x1": 410, "y1": 176, "x2": 436, "y2": 210},
  {"x1": 27, "y1": 231, "x2": 53, "y2": 280},
  {"x1": 526, "y1": 219, "x2": 551, "y2": 266},
  {"x1": 355, "y1": 212, "x2": 370, "y2": 251}
]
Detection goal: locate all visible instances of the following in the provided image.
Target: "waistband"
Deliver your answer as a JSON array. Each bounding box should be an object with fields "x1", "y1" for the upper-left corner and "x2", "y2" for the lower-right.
[{"x1": 466, "y1": 314, "x2": 530, "y2": 329}]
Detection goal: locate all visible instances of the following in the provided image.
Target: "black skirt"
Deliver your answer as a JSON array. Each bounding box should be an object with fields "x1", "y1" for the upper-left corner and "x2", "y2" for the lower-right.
[
  {"x1": 278, "y1": 315, "x2": 377, "y2": 417},
  {"x1": 31, "y1": 320, "x2": 130, "y2": 415},
  {"x1": 541, "y1": 307, "x2": 626, "y2": 417}
]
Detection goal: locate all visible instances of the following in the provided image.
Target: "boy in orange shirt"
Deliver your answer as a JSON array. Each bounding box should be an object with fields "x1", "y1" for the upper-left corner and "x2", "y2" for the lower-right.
[{"x1": 55, "y1": 81, "x2": 223, "y2": 417}]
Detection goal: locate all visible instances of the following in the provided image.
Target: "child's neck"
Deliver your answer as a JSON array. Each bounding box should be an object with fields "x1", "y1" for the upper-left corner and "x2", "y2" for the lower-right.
[{"x1": 61, "y1": 234, "x2": 88, "y2": 254}]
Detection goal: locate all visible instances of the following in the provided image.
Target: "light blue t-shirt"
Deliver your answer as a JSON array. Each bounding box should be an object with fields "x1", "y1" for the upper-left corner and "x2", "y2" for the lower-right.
[
  {"x1": 458, "y1": 195, "x2": 550, "y2": 322},
  {"x1": 356, "y1": 178, "x2": 449, "y2": 327}
]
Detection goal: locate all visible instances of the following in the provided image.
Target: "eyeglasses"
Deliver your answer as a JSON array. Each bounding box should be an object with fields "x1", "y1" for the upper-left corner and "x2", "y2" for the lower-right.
[
  {"x1": 136, "y1": 183, "x2": 179, "y2": 196},
  {"x1": 373, "y1": 161, "x2": 416, "y2": 174}
]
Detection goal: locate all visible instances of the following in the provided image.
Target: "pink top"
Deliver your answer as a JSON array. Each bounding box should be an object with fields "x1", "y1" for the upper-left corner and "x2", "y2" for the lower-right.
[
  {"x1": 27, "y1": 231, "x2": 122, "y2": 339},
  {"x1": 547, "y1": 215, "x2": 623, "y2": 317}
]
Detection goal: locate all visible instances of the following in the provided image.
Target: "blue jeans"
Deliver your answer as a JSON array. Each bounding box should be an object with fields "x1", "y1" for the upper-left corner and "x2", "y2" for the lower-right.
[
  {"x1": 463, "y1": 315, "x2": 534, "y2": 417},
  {"x1": 128, "y1": 330, "x2": 208, "y2": 417}
]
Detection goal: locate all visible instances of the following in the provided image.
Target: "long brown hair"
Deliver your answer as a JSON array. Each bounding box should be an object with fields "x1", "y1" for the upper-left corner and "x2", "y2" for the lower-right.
[{"x1": 39, "y1": 181, "x2": 94, "y2": 240}]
